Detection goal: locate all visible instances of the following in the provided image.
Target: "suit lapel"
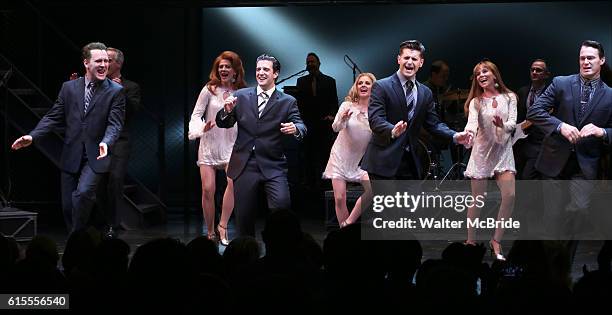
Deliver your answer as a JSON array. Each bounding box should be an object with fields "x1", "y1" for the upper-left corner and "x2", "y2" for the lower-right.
[
  {"x1": 570, "y1": 75, "x2": 581, "y2": 125},
  {"x1": 412, "y1": 81, "x2": 425, "y2": 123},
  {"x1": 391, "y1": 74, "x2": 408, "y2": 120},
  {"x1": 78, "y1": 78, "x2": 86, "y2": 119},
  {"x1": 84, "y1": 78, "x2": 109, "y2": 117},
  {"x1": 248, "y1": 88, "x2": 258, "y2": 118},
  {"x1": 579, "y1": 80, "x2": 606, "y2": 125}
]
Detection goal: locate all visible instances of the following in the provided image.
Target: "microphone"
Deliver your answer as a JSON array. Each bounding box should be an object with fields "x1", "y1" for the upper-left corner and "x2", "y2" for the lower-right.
[{"x1": 344, "y1": 55, "x2": 362, "y2": 73}]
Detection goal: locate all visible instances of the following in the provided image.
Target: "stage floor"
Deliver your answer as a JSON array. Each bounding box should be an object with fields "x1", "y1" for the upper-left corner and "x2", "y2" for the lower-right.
[{"x1": 31, "y1": 212, "x2": 604, "y2": 284}]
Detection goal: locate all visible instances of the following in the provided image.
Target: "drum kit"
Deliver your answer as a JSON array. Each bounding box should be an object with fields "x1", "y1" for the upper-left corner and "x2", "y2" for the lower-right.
[{"x1": 418, "y1": 88, "x2": 471, "y2": 186}]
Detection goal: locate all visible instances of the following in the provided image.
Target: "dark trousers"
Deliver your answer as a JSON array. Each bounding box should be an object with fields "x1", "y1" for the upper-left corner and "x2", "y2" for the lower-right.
[
  {"x1": 369, "y1": 150, "x2": 418, "y2": 180},
  {"x1": 233, "y1": 154, "x2": 291, "y2": 237},
  {"x1": 61, "y1": 159, "x2": 103, "y2": 233},
  {"x1": 97, "y1": 137, "x2": 130, "y2": 228},
  {"x1": 541, "y1": 153, "x2": 593, "y2": 263}
]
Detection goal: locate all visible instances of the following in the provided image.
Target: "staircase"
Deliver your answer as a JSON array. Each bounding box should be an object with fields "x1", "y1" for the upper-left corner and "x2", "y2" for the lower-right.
[{"x1": 0, "y1": 2, "x2": 167, "y2": 229}]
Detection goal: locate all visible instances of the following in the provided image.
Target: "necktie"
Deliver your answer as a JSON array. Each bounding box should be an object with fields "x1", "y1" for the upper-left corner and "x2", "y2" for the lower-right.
[
  {"x1": 258, "y1": 91, "x2": 269, "y2": 118},
  {"x1": 311, "y1": 76, "x2": 317, "y2": 97},
  {"x1": 527, "y1": 88, "x2": 536, "y2": 108},
  {"x1": 579, "y1": 81, "x2": 593, "y2": 121},
  {"x1": 405, "y1": 81, "x2": 415, "y2": 121},
  {"x1": 84, "y1": 82, "x2": 95, "y2": 113}
]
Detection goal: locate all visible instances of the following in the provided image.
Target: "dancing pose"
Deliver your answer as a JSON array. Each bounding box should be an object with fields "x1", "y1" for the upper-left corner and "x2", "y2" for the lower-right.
[
  {"x1": 188, "y1": 51, "x2": 246, "y2": 244},
  {"x1": 11, "y1": 42, "x2": 125, "y2": 233},
  {"x1": 323, "y1": 73, "x2": 376, "y2": 227},
  {"x1": 463, "y1": 60, "x2": 517, "y2": 260},
  {"x1": 216, "y1": 54, "x2": 306, "y2": 237}
]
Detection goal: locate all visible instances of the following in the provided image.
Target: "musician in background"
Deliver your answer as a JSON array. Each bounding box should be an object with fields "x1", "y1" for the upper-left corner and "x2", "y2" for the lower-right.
[{"x1": 513, "y1": 59, "x2": 551, "y2": 180}]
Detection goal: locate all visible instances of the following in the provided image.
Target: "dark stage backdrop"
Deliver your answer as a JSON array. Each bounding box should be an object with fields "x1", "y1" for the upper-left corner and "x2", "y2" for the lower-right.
[
  {"x1": 1, "y1": 1, "x2": 611, "y2": 216},
  {"x1": 201, "y1": 2, "x2": 611, "y2": 98}
]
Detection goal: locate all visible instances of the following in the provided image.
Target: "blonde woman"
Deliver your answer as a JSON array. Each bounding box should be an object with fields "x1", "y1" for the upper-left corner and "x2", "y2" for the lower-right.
[{"x1": 323, "y1": 73, "x2": 376, "y2": 227}]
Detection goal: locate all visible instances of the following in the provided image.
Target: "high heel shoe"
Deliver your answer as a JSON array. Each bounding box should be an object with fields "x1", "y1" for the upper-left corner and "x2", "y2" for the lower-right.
[
  {"x1": 489, "y1": 239, "x2": 506, "y2": 261},
  {"x1": 217, "y1": 223, "x2": 230, "y2": 246}
]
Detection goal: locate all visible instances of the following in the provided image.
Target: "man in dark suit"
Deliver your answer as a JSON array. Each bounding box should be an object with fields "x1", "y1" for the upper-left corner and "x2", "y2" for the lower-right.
[
  {"x1": 528, "y1": 40, "x2": 612, "y2": 244},
  {"x1": 216, "y1": 54, "x2": 306, "y2": 237},
  {"x1": 97, "y1": 47, "x2": 142, "y2": 237},
  {"x1": 361, "y1": 40, "x2": 470, "y2": 180},
  {"x1": 296, "y1": 52, "x2": 338, "y2": 199},
  {"x1": 11, "y1": 42, "x2": 125, "y2": 233},
  {"x1": 514, "y1": 59, "x2": 551, "y2": 180}
]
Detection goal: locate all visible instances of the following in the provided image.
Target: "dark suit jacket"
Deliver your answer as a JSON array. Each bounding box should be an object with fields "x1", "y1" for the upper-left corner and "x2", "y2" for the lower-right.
[
  {"x1": 119, "y1": 78, "x2": 142, "y2": 139},
  {"x1": 514, "y1": 83, "x2": 549, "y2": 159},
  {"x1": 296, "y1": 72, "x2": 338, "y2": 125},
  {"x1": 216, "y1": 87, "x2": 307, "y2": 180},
  {"x1": 360, "y1": 73, "x2": 456, "y2": 178},
  {"x1": 30, "y1": 77, "x2": 125, "y2": 174},
  {"x1": 527, "y1": 74, "x2": 612, "y2": 179}
]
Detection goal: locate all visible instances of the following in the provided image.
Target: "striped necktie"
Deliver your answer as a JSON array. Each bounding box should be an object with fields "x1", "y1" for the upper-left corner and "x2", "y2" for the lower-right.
[
  {"x1": 258, "y1": 91, "x2": 269, "y2": 118},
  {"x1": 405, "y1": 81, "x2": 415, "y2": 121},
  {"x1": 84, "y1": 82, "x2": 95, "y2": 113}
]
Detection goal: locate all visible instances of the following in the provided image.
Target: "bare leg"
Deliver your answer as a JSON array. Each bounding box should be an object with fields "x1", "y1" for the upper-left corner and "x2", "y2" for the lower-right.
[
  {"x1": 218, "y1": 165, "x2": 234, "y2": 244},
  {"x1": 467, "y1": 178, "x2": 488, "y2": 243},
  {"x1": 332, "y1": 178, "x2": 349, "y2": 226},
  {"x1": 493, "y1": 171, "x2": 516, "y2": 243},
  {"x1": 199, "y1": 165, "x2": 216, "y2": 239},
  {"x1": 346, "y1": 174, "x2": 372, "y2": 225}
]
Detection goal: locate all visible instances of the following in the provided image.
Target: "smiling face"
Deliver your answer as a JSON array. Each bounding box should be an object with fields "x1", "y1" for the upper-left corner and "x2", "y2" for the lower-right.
[
  {"x1": 356, "y1": 74, "x2": 373, "y2": 100},
  {"x1": 397, "y1": 48, "x2": 424, "y2": 80},
  {"x1": 84, "y1": 49, "x2": 109, "y2": 82},
  {"x1": 256, "y1": 60, "x2": 278, "y2": 90},
  {"x1": 579, "y1": 45, "x2": 605, "y2": 80},
  {"x1": 475, "y1": 65, "x2": 496, "y2": 91},
  {"x1": 218, "y1": 59, "x2": 236, "y2": 85}
]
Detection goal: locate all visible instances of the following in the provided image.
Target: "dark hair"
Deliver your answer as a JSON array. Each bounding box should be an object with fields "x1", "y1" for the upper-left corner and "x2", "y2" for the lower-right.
[
  {"x1": 82, "y1": 42, "x2": 107, "y2": 60},
  {"x1": 430, "y1": 60, "x2": 448, "y2": 74},
  {"x1": 581, "y1": 40, "x2": 605, "y2": 58},
  {"x1": 399, "y1": 40, "x2": 426, "y2": 58},
  {"x1": 307, "y1": 52, "x2": 320, "y2": 63},
  {"x1": 256, "y1": 54, "x2": 281, "y2": 73}
]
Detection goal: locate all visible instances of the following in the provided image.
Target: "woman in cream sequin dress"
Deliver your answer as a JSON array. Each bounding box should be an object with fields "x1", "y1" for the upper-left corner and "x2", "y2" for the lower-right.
[
  {"x1": 188, "y1": 51, "x2": 246, "y2": 245},
  {"x1": 462, "y1": 60, "x2": 517, "y2": 260},
  {"x1": 323, "y1": 73, "x2": 376, "y2": 227}
]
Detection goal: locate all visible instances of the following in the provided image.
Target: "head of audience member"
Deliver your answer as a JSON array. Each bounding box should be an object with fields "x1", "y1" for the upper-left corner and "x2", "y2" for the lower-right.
[
  {"x1": 306, "y1": 52, "x2": 321, "y2": 75},
  {"x1": 207, "y1": 50, "x2": 247, "y2": 94},
  {"x1": 344, "y1": 72, "x2": 376, "y2": 103},
  {"x1": 429, "y1": 60, "x2": 450, "y2": 88},
  {"x1": 25, "y1": 236, "x2": 59, "y2": 270},
  {"x1": 62, "y1": 228, "x2": 100, "y2": 276},
  {"x1": 397, "y1": 40, "x2": 426, "y2": 81},
  {"x1": 81, "y1": 42, "x2": 108, "y2": 82},
  {"x1": 186, "y1": 236, "x2": 223, "y2": 276},
  {"x1": 107, "y1": 47, "x2": 124, "y2": 79},
  {"x1": 261, "y1": 209, "x2": 303, "y2": 258},
  {"x1": 464, "y1": 59, "x2": 513, "y2": 115},
  {"x1": 255, "y1": 54, "x2": 281, "y2": 91},
  {"x1": 223, "y1": 236, "x2": 261, "y2": 274},
  {"x1": 579, "y1": 40, "x2": 606, "y2": 81},
  {"x1": 529, "y1": 59, "x2": 551, "y2": 87}
]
